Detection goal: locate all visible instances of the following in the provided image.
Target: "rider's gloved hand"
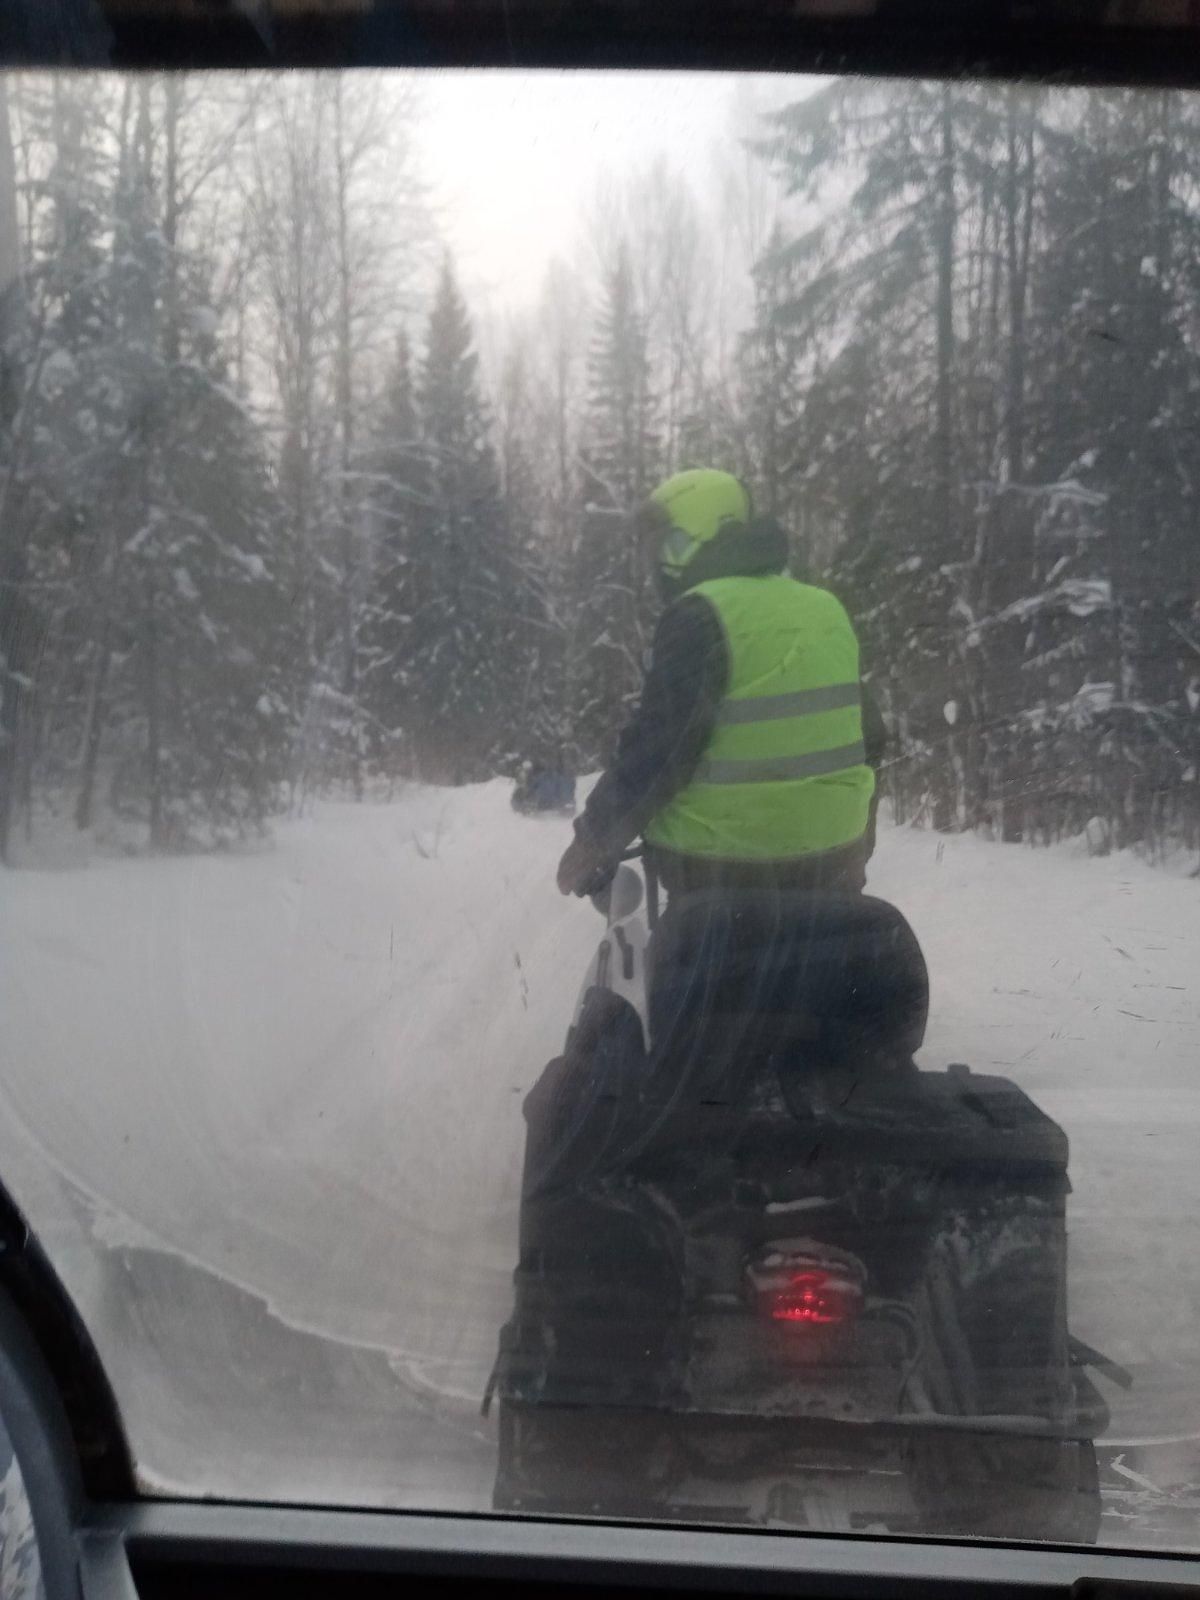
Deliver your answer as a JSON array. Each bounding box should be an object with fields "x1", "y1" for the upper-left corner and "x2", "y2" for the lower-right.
[{"x1": 556, "y1": 834, "x2": 616, "y2": 897}]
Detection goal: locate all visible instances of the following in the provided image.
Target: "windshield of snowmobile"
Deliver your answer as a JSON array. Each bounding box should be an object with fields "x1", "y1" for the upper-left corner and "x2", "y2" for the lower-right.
[{"x1": 1, "y1": 62, "x2": 1198, "y2": 1555}]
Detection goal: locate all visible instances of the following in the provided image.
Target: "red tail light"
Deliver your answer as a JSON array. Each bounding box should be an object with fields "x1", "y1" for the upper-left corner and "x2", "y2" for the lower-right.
[
  {"x1": 762, "y1": 1270, "x2": 858, "y2": 1325},
  {"x1": 746, "y1": 1247, "x2": 865, "y2": 1328}
]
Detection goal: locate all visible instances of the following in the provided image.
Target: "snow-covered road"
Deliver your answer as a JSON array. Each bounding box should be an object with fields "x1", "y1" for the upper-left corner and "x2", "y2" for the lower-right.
[{"x1": 1, "y1": 783, "x2": 1198, "y2": 1540}]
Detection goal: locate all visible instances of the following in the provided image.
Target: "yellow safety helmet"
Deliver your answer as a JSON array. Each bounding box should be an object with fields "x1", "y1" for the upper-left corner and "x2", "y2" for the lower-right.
[{"x1": 643, "y1": 469, "x2": 752, "y2": 578}]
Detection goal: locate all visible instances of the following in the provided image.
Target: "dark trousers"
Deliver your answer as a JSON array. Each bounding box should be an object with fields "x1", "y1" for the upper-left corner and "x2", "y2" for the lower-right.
[{"x1": 646, "y1": 834, "x2": 869, "y2": 899}]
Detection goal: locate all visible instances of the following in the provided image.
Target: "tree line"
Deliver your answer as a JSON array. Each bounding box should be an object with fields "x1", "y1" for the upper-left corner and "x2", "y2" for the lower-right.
[
  {"x1": 1, "y1": 73, "x2": 1197, "y2": 863},
  {"x1": 758, "y1": 81, "x2": 1200, "y2": 859}
]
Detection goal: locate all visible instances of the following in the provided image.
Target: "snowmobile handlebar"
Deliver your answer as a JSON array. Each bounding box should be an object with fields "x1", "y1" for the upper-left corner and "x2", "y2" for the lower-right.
[
  {"x1": 578, "y1": 844, "x2": 642, "y2": 899},
  {"x1": 586, "y1": 844, "x2": 659, "y2": 930}
]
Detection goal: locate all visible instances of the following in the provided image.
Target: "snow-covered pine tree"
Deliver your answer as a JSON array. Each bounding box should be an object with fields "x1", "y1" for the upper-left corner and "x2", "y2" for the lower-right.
[
  {"x1": 520, "y1": 261, "x2": 588, "y2": 775},
  {"x1": 758, "y1": 80, "x2": 978, "y2": 828},
  {"x1": 3, "y1": 74, "x2": 137, "y2": 846},
  {"x1": 755, "y1": 79, "x2": 1200, "y2": 855},
  {"x1": 360, "y1": 328, "x2": 423, "y2": 779},
  {"x1": 5, "y1": 77, "x2": 294, "y2": 850},
  {"x1": 407, "y1": 255, "x2": 510, "y2": 783},
  {"x1": 491, "y1": 330, "x2": 570, "y2": 779},
  {"x1": 761, "y1": 80, "x2": 1050, "y2": 833},
  {"x1": 134, "y1": 367, "x2": 295, "y2": 845},
  {"x1": 572, "y1": 242, "x2": 658, "y2": 766},
  {"x1": 98, "y1": 82, "x2": 295, "y2": 846},
  {"x1": 1021, "y1": 89, "x2": 1200, "y2": 851},
  {"x1": 738, "y1": 221, "x2": 806, "y2": 543},
  {"x1": 0, "y1": 76, "x2": 27, "y2": 861}
]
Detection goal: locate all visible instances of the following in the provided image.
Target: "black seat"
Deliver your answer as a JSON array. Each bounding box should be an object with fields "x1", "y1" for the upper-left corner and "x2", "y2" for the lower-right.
[
  {"x1": 520, "y1": 891, "x2": 930, "y2": 1195},
  {"x1": 647, "y1": 891, "x2": 930, "y2": 1104}
]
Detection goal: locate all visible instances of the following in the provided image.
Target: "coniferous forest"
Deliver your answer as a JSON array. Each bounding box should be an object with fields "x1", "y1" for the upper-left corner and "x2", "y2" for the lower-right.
[{"x1": 2, "y1": 74, "x2": 1198, "y2": 862}]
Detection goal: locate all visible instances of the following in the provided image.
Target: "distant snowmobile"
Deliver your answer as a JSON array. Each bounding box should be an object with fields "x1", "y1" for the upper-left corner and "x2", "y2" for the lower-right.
[
  {"x1": 512, "y1": 765, "x2": 576, "y2": 817},
  {"x1": 489, "y1": 855, "x2": 1124, "y2": 1539}
]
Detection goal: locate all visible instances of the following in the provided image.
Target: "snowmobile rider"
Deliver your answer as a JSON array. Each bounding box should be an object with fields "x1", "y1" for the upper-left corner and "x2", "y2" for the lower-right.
[{"x1": 556, "y1": 468, "x2": 886, "y2": 899}]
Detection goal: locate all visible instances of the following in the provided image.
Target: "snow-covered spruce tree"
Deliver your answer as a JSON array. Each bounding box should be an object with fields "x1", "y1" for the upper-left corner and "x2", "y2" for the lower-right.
[
  {"x1": 405, "y1": 255, "x2": 511, "y2": 784},
  {"x1": 512, "y1": 261, "x2": 589, "y2": 776},
  {"x1": 0, "y1": 74, "x2": 143, "y2": 848},
  {"x1": 572, "y1": 241, "x2": 659, "y2": 767},
  {"x1": 491, "y1": 328, "x2": 572, "y2": 779},
  {"x1": 98, "y1": 84, "x2": 296, "y2": 846},
  {"x1": 0, "y1": 75, "x2": 29, "y2": 862},
  {"x1": 5, "y1": 77, "x2": 294, "y2": 851},
  {"x1": 130, "y1": 341, "x2": 296, "y2": 846},
  {"x1": 1023, "y1": 89, "x2": 1200, "y2": 852},
  {"x1": 359, "y1": 328, "x2": 423, "y2": 780},
  {"x1": 757, "y1": 80, "x2": 1200, "y2": 854},
  {"x1": 738, "y1": 222, "x2": 807, "y2": 542},
  {"x1": 758, "y1": 80, "x2": 985, "y2": 831}
]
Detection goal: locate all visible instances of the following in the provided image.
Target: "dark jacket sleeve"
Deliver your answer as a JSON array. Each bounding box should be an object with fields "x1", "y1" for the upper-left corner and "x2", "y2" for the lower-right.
[{"x1": 576, "y1": 596, "x2": 728, "y2": 858}]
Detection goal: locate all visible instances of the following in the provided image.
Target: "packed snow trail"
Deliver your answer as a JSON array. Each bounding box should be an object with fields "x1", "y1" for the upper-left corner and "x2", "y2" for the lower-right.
[
  {"x1": 1, "y1": 781, "x2": 1198, "y2": 1532},
  {"x1": 1, "y1": 788, "x2": 596, "y2": 1429}
]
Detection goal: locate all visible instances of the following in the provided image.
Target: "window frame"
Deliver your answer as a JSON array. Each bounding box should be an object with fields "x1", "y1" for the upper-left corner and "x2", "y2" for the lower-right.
[{"x1": 6, "y1": 5, "x2": 1200, "y2": 1593}]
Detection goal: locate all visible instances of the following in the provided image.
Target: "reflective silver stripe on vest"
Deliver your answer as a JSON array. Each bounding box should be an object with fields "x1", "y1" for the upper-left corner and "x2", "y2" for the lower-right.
[
  {"x1": 714, "y1": 680, "x2": 861, "y2": 727},
  {"x1": 695, "y1": 741, "x2": 867, "y2": 786}
]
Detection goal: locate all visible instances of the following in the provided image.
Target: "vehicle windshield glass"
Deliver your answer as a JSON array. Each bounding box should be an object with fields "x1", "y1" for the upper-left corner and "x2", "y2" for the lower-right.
[{"x1": 1, "y1": 65, "x2": 1198, "y2": 1551}]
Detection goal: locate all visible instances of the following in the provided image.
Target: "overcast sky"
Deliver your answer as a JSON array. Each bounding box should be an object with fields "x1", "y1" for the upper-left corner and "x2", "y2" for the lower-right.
[{"x1": 418, "y1": 70, "x2": 808, "y2": 313}]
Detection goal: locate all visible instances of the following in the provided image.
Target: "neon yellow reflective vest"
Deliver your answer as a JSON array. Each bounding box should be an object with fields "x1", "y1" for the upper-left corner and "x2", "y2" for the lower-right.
[{"x1": 644, "y1": 575, "x2": 875, "y2": 861}]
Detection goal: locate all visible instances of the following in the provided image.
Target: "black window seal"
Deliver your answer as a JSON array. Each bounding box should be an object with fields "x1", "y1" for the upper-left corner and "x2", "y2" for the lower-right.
[
  {"x1": 5, "y1": 1, "x2": 1200, "y2": 89},
  {"x1": 77, "y1": 1499, "x2": 1200, "y2": 1597}
]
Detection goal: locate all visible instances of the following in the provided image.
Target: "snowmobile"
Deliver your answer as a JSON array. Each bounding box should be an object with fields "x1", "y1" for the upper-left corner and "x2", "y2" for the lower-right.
[
  {"x1": 489, "y1": 854, "x2": 1125, "y2": 1541},
  {"x1": 511, "y1": 764, "x2": 577, "y2": 817}
]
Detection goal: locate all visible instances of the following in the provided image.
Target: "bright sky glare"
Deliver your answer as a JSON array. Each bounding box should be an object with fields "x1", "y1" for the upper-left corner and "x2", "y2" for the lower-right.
[{"x1": 419, "y1": 69, "x2": 807, "y2": 311}]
